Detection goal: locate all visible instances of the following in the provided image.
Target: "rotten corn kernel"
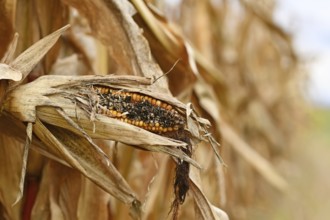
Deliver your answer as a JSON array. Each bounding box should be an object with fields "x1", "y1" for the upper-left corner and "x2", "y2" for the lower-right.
[{"x1": 93, "y1": 86, "x2": 185, "y2": 133}]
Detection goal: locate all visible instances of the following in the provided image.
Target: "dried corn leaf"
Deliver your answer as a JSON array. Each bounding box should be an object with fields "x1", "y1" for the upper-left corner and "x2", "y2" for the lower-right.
[
  {"x1": 61, "y1": 0, "x2": 138, "y2": 75},
  {"x1": 62, "y1": 0, "x2": 169, "y2": 92},
  {"x1": 0, "y1": 134, "x2": 23, "y2": 220},
  {"x1": 131, "y1": 0, "x2": 197, "y2": 96},
  {"x1": 141, "y1": 155, "x2": 171, "y2": 219},
  {"x1": 9, "y1": 25, "x2": 70, "y2": 88},
  {"x1": 33, "y1": 0, "x2": 69, "y2": 72},
  {"x1": 220, "y1": 120, "x2": 288, "y2": 191},
  {"x1": 12, "y1": 122, "x2": 32, "y2": 205},
  {"x1": 132, "y1": 0, "x2": 229, "y2": 98},
  {"x1": 248, "y1": 101, "x2": 285, "y2": 149},
  {"x1": 0, "y1": 63, "x2": 22, "y2": 81},
  {"x1": 77, "y1": 177, "x2": 111, "y2": 220},
  {"x1": 1, "y1": 33, "x2": 18, "y2": 64},
  {"x1": 0, "y1": 0, "x2": 15, "y2": 59},
  {"x1": 30, "y1": 161, "x2": 81, "y2": 220},
  {"x1": 190, "y1": 166, "x2": 228, "y2": 220},
  {"x1": 32, "y1": 119, "x2": 140, "y2": 210}
]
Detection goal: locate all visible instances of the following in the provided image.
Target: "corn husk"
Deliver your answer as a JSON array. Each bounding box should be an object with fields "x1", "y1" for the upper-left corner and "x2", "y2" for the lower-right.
[{"x1": 1, "y1": 18, "x2": 220, "y2": 218}]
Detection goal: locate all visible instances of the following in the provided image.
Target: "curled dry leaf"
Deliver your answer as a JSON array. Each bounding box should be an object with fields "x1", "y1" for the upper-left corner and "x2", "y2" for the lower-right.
[
  {"x1": 0, "y1": 63, "x2": 22, "y2": 81},
  {"x1": 0, "y1": 133, "x2": 23, "y2": 220},
  {"x1": 62, "y1": 0, "x2": 170, "y2": 93},
  {"x1": 12, "y1": 123, "x2": 33, "y2": 205},
  {"x1": 9, "y1": 25, "x2": 70, "y2": 89},
  {"x1": 0, "y1": 0, "x2": 15, "y2": 59},
  {"x1": 0, "y1": 25, "x2": 72, "y2": 211},
  {"x1": 131, "y1": 0, "x2": 198, "y2": 96},
  {"x1": 1, "y1": 33, "x2": 19, "y2": 64},
  {"x1": 61, "y1": 0, "x2": 139, "y2": 76},
  {"x1": 189, "y1": 166, "x2": 228, "y2": 220},
  {"x1": 32, "y1": 0, "x2": 69, "y2": 72},
  {"x1": 32, "y1": 119, "x2": 140, "y2": 215}
]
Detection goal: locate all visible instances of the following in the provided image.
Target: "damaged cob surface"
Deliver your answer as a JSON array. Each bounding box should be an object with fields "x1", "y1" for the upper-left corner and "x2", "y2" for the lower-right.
[{"x1": 93, "y1": 86, "x2": 185, "y2": 133}]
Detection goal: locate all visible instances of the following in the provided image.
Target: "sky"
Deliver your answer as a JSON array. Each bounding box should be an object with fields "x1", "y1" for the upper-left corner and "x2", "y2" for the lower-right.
[{"x1": 274, "y1": 0, "x2": 330, "y2": 106}]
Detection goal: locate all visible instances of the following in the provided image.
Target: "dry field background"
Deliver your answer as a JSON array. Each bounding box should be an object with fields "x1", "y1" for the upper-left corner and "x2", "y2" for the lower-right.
[
  {"x1": 247, "y1": 107, "x2": 330, "y2": 220},
  {"x1": 0, "y1": 0, "x2": 312, "y2": 220}
]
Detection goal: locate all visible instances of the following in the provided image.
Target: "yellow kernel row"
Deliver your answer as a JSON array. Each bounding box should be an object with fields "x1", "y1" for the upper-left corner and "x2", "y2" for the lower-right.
[
  {"x1": 131, "y1": 93, "x2": 173, "y2": 110},
  {"x1": 118, "y1": 118, "x2": 181, "y2": 133},
  {"x1": 94, "y1": 86, "x2": 130, "y2": 97},
  {"x1": 94, "y1": 87, "x2": 113, "y2": 94},
  {"x1": 97, "y1": 108, "x2": 127, "y2": 118}
]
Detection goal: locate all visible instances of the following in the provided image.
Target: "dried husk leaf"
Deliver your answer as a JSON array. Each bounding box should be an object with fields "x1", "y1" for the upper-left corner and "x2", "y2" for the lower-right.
[
  {"x1": 131, "y1": 0, "x2": 228, "y2": 100},
  {"x1": 0, "y1": 134, "x2": 23, "y2": 220},
  {"x1": 30, "y1": 160, "x2": 82, "y2": 220},
  {"x1": 0, "y1": 113, "x2": 46, "y2": 218},
  {"x1": 0, "y1": 63, "x2": 22, "y2": 81},
  {"x1": 32, "y1": 118, "x2": 140, "y2": 210},
  {"x1": 9, "y1": 25, "x2": 70, "y2": 89},
  {"x1": 141, "y1": 155, "x2": 171, "y2": 219},
  {"x1": 131, "y1": 0, "x2": 197, "y2": 96},
  {"x1": 189, "y1": 166, "x2": 228, "y2": 220},
  {"x1": 62, "y1": 0, "x2": 169, "y2": 92},
  {"x1": 0, "y1": 0, "x2": 15, "y2": 59},
  {"x1": 33, "y1": 0, "x2": 69, "y2": 72},
  {"x1": 12, "y1": 122, "x2": 33, "y2": 205},
  {"x1": 77, "y1": 177, "x2": 111, "y2": 220},
  {"x1": 0, "y1": 112, "x2": 44, "y2": 149},
  {"x1": 220, "y1": 120, "x2": 288, "y2": 191},
  {"x1": 1, "y1": 33, "x2": 19, "y2": 64},
  {"x1": 61, "y1": 0, "x2": 139, "y2": 76}
]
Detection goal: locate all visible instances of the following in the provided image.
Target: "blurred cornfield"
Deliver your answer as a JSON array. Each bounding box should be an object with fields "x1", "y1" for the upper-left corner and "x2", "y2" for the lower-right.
[{"x1": 0, "y1": 0, "x2": 303, "y2": 220}]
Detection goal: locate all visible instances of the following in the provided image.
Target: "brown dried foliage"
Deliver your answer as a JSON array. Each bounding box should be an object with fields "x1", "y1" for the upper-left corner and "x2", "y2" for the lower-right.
[{"x1": 0, "y1": 0, "x2": 302, "y2": 220}]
